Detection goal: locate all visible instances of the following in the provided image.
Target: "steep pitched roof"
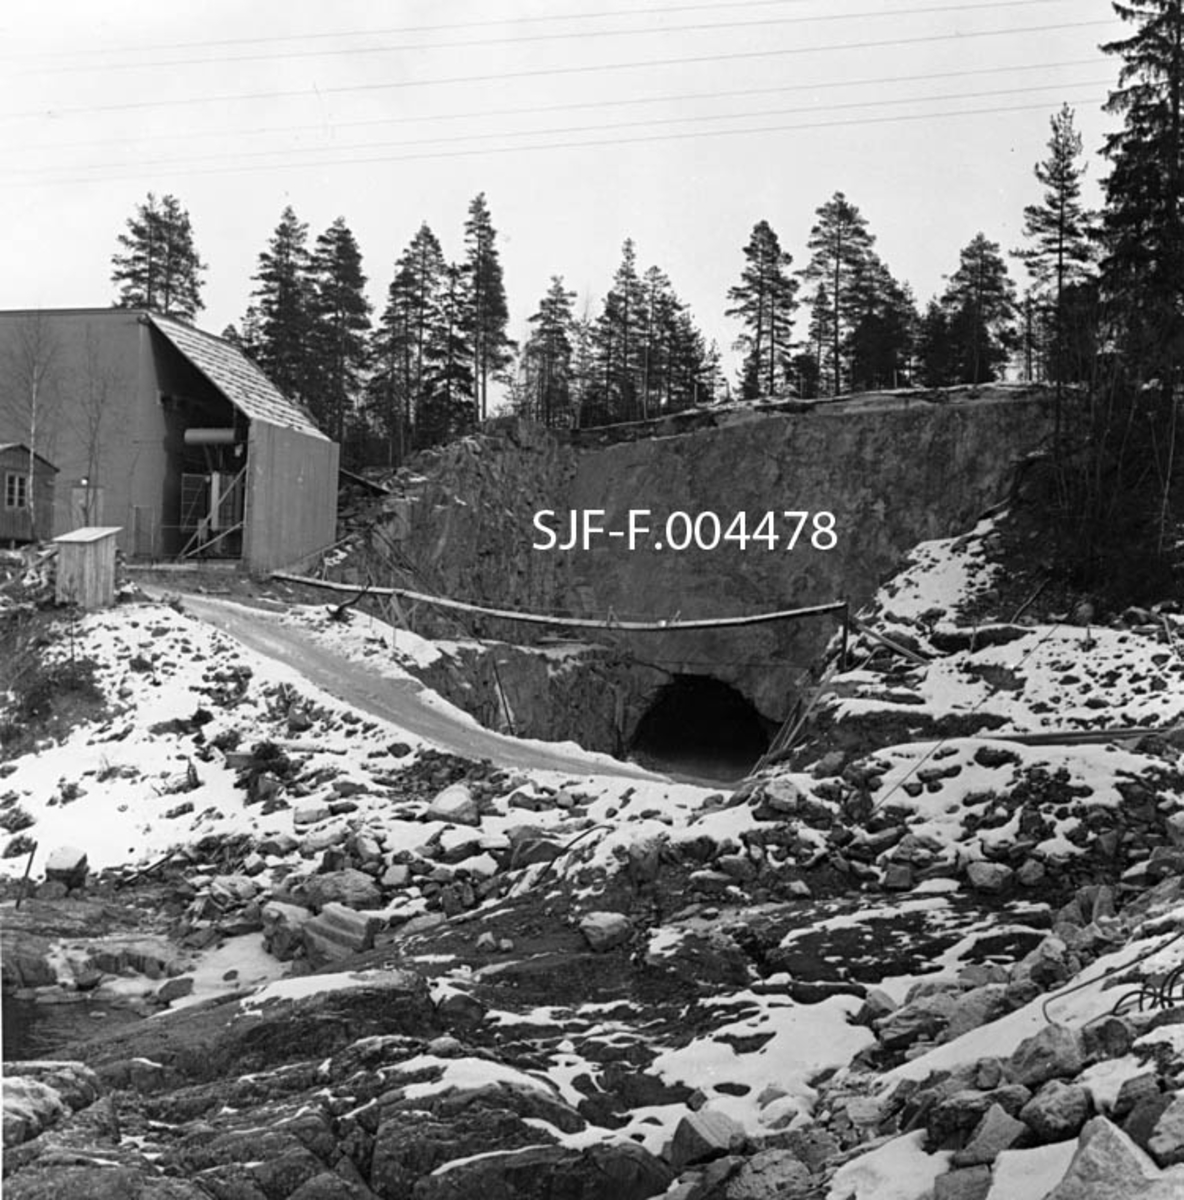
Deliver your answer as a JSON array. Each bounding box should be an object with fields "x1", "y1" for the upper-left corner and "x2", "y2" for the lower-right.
[
  {"x1": 148, "y1": 315, "x2": 328, "y2": 440},
  {"x1": 0, "y1": 443, "x2": 59, "y2": 471}
]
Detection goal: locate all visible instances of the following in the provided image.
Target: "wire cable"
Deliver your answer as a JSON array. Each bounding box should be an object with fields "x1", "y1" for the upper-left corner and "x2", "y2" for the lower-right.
[
  {"x1": 12, "y1": 2, "x2": 1087, "y2": 76},
  {"x1": 7, "y1": 94, "x2": 1105, "y2": 187},
  {"x1": 0, "y1": 19, "x2": 1115, "y2": 123},
  {"x1": 3, "y1": 56, "x2": 1105, "y2": 155},
  {"x1": 16, "y1": 78, "x2": 1109, "y2": 181},
  {"x1": 0, "y1": 0, "x2": 1084, "y2": 60}
]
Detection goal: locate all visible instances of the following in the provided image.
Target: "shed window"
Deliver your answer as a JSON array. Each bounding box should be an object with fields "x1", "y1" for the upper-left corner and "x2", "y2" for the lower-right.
[{"x1": 4, "y1": 472, "x2": 27, "y2": 510}]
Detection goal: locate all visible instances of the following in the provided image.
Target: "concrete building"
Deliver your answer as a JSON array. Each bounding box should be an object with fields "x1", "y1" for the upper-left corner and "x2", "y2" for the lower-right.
[{"x1": 0, "y1": 309, "x2": 339, "y2": 572}]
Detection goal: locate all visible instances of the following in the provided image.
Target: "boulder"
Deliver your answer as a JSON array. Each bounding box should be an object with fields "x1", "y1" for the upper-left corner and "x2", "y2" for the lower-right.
[
  {"x1": 943, "y1": 984, "x2": 1009, "y2": 1043},
  {"x1": 428, "y1": 783, "x2": 481, "y2": 827},
  {"x1": 2, "y1": 1076, "x2": 66, "y2": 1147},
  {"x1": 299, "y1": 869, "x2": 381, "y2": 912},
  {"x1": 1020, "y1": 1080, "x2": 1092, "y2": 1143},
  {"x1": 953, "y1": 1103, "x2": 1027, "y2": 1166},
  {"x1": 44, "y1": 845, "x2": 88, "y2": 891},
  {"x1": 580, "y1": 911, "x2": 632, "y2": 952},
  {"x1": 156, "y1": 976, "x2": 195, "y2": 1005},
  {"x1": 723, "y1": 1148, "x2": 811, "y2": 1199},
  {"x1": 1148, "y1": 1093, "x2": 1184, "y2": 1168},
  {"x1": 292, "y1": 800, "x2": 331, "y2": 827},
  {"x1": 1046, "y1": 1116, "x2": 1184, "y2": 1199},
  {"x1": 303, "y1": 902, "x2": 381, "y2": 966},
  {"x1": 933, "y1": 1165, "x2": 992, "y2": 1200},
  {"x1": 261, "y1": 900, "x2": 313, "y2": 961},
  {"x1": 670, "y1": 1109, "x2": 746, "y2": 1171},
  {"x1": 1009, "y1": 1024, "x2": 1085, "y2": 1089},
  {"x1": 875, "y1": 992, "x2": 957, "y2": 1050},
  {"x1": 965, "y1": 861, "x2": 1013, "y2": 894}
]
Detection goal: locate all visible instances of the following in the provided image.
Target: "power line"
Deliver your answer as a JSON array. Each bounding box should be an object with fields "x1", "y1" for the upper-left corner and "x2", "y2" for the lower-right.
[
  {"x1": 0, "y1": 19, "x2": 1114, "y2": 123},
  {"x1": 5, "y1": 57, "x2": 1104, "y2": 155},
  {"x1": 13, "y1": 1, "x2": 1082, "y2": 75},
  {"x1": 12, "y1": 78, "x2": 1109, "y2": 182},
  {"x1": 6, "y1": 94, "x2": 1105, "y2": 188},
  {"x1": 0, "y1": 0, "x2": 1079, "y2": 60}
]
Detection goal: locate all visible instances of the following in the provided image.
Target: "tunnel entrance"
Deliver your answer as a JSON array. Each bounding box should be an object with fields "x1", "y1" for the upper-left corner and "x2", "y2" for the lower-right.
[{"x1": 629, "y1": 675, "x2": 772, "y2": 783}]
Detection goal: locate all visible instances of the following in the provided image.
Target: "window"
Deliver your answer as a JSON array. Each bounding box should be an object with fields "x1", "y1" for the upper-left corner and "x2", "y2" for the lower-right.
[{"x1": 4, "y1": 472, "x2": 28, "y2": 510}]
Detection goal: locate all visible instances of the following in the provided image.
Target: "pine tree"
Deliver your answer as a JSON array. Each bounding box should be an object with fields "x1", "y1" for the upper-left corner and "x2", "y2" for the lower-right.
[
  {"x1": 916, "y1": 299, "x2": 955, "y2": 387},
  {"x1": 421, "y1": 262, "x2": 476, "y2": 445},
  {"x1": 249, "y1": 207, "x2": 314, "y2": 403},
  {"x1": 1101, "y1": 0, "x2": 1184, "y2": 367},
  {"x1": 941, "y1": 233, "x2": 1018, "y2": 384},
  {"x1": 370, "y1": 224, "x2": 447, "y2": 453},
  {"x1": 111, "y1": 192, "x2": 206, "y2": 321},
  {"x1": 308, "y1": 217, "x2": 372, "y2": 447},
  {"x1": 847, "y1": 255, "x2": 916, "y2": 391},
  {"x1": 462, "y1": 194, "x2": 514, "y2": 421},
  {"x1": 725, "y1": 220, "x2": 798, "y2": 399},
  {"x1": 593, "y1": 240, "x2": 646, "y2": 422},
  {"x1": 523, "y1": 276, "x2": 576, "y2": 426},
  {"x1": 801, "y1": 192, "x2": 876, "y2": 395},
  {"x1": 1016, "y1": 105, "x2": 1097, "y2": 406}
]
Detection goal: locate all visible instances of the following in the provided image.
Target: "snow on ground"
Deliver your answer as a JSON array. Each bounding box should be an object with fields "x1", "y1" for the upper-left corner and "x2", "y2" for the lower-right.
[
  {"x1": 874, "y1": 516, "x2": 1001, "y2": 625},
  {"x1": 0, "y1": 599, "x2": 702, "y2": 877},
  {"x1": 827, "y1": 1130, "x2": 951, "y2": 1200},
  {"x1": 650, "y1": 990, "x2": 875, "y2": 1132},
  {"x1": 985, "y1": 1142, "x2": 1079, "y2": 1200}
]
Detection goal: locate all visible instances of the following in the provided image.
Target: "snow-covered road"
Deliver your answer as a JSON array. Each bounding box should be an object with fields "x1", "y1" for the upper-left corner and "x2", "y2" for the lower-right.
[{"x1": 156, "y1": 590, "x2": 663, "y2": 782}]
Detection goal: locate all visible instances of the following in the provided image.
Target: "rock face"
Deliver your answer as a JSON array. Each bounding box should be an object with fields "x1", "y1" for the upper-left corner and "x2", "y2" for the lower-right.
[{"x1": 356, "y1": 395, "x2": 1052, "y2": 722}]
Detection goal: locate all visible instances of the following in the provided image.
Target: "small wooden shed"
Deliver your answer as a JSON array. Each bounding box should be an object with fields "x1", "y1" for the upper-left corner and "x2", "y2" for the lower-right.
[
  {"x1": 0, "y1": 443, "x2": 57, "y2": 544},
  {"x1": 53, "y1": 526, "x2": 122, "y2": 608}
]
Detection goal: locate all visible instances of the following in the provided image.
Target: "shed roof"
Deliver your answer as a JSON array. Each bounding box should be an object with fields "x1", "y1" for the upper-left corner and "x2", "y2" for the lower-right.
[
  {"x1": 0, "y1": 443, "x2": 59, "y2": 471},
  {"x1": 149, "y1": 315, "x2": 327, "y2": 440}
]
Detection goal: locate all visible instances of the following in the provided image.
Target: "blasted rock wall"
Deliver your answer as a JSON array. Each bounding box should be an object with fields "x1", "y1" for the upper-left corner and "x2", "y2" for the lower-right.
[{"x1": 360, "y1": 388, "x2": 1052, "y2": 724}]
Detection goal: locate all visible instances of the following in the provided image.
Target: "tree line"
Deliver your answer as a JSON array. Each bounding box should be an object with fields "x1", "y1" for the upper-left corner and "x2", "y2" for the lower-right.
[
  {"x1": 106, "y1": 0, "x2": 1184, "y2": 573},
  {"x1": 105, "y1": 143, "x2": 1087, "y2": 460}
]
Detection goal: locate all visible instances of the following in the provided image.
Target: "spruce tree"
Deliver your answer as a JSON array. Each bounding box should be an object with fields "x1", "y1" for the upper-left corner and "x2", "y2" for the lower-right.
[
  {"x1": 1016, "y1": 105, "x2": 1097, "y2": 411},
  {"x1": 421, "y1": 262, "x2": 476, "y2": 445},
  {"x1": 249, "y1": 207, "x2": 314, "y2": 403},
  {"x1": 308, "y1": 217, "x2": 372, "y2": 447},
  {"x1": 111, "y1": 192, "x2": 206, "y2": 321},
  {"x1": 801, "y1": 193, "x2": 876, "y2": 395},
  {"x1": 462, "y1": 193, "x2": 514, "y2": 421},
  {"x1": 725, "y1": 220, "x2": 798, "y2": 400},
  {"x1": 523, "y1": 276, "x2": 576, "y2": 426},
  {"x1": 1101, "y1": 0, "x2": 1184, "y2": 368},
  {"x1": 593, "y1": 240, "x2": 646, "y2": 422},
  {"x1": 941, "y1": 233, "x2": 1018, "y2": 384},
  {"x1": 847, "y1": 255, "x2": 916, "y2": 391}
]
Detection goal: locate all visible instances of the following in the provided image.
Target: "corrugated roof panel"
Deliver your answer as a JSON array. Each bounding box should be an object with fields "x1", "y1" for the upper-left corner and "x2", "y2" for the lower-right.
[{"x1": 148, "y1": 315, "x2": 328, "y2": 441}]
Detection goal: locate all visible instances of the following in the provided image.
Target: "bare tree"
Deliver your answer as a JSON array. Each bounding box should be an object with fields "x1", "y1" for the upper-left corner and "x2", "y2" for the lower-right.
[
  {"x1": 66, "y1": 327, "x2": 125, "y2": 525},
  {"x1": 1, "y1": 313, "x2": 62, "y2": 541}
]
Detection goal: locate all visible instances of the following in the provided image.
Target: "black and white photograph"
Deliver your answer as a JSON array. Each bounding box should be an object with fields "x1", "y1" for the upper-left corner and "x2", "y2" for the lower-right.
[{"x1": 2, "y1": 2, "x2": 1184, "y2": 1197}]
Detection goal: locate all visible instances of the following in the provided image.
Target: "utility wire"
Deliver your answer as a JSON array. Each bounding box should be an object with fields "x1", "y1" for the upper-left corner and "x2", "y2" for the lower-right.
[
  {"x1": 0, "y1": 19, "x2": 1114, "y2": 123},
  {"x1": 16, "y1": 78, "x2": 1109, "y2": 181},
  {"x1": 4, "y1": 57, "x2": 1104, "y2": 154},
  {"x1": 0, "y1": 0, "x2": 1082, "y2": 59},
  {"x1": 12, "y1": 1, "x2": 1084, "y2": 75},
  {"x1": 7, "y1": 94, "x2": 1104, "y2": 187}
]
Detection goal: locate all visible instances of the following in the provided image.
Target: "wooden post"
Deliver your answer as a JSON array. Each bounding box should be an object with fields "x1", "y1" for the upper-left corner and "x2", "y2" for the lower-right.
[
  {"x1": 840, "y1": 600, "x2": 850, "y2": 672},
  {"x1": 14, "y1": 840, "x2": 37, "y2": 910}
]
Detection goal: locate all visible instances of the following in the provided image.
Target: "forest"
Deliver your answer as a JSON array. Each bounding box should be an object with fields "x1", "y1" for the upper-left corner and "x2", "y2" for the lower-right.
[{"x1": 105, "y1": 0, "x2": 1184, "y2": 596}]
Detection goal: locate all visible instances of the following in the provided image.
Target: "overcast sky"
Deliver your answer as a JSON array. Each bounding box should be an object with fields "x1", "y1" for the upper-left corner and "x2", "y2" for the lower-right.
[{"x1": 0, "y1": 0, "x2": 1127, "y2": 381}]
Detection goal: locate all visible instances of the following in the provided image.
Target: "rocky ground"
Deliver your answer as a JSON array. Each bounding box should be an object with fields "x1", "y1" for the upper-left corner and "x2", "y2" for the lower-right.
[{"x1": 3, "y1": 516, "x2": 1184, "y2": 1199}]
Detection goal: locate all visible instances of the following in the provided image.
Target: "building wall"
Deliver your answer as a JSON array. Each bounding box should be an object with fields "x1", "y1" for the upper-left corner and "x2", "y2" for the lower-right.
[
  {"x1": 0, "y1": 446, "x2": 55, "y2": 543},
  {"x1": 242, "y1": 421, "x2": 340, "y2": 573},
  {"x1": 0, "y1": 310, "x2": 164, "y2": 555}
]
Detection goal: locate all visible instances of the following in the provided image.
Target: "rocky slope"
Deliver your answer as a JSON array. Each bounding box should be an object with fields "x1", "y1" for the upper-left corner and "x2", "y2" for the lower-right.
[{"x1": 3, "y1": 512, "x2": 1184, "y2": 1200}]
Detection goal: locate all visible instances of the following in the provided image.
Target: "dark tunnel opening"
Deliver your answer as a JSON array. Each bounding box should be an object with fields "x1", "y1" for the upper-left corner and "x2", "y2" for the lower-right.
[{"x1": 629, "y1": 675, "x2": 772, "y2": 783}]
